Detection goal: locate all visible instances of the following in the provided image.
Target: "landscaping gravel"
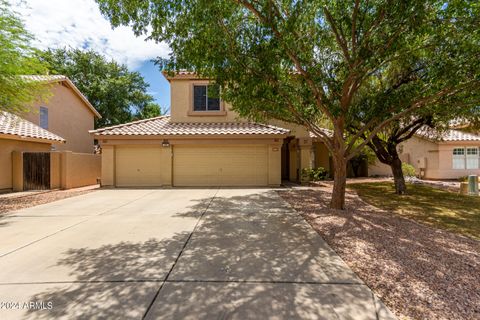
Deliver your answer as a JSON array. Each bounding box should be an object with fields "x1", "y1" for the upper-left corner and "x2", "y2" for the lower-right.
[
  {"x1": 0, "y1": 186, "x2": 98, "y2": 214},
  {"x1": 279, "y1": 186, "x2": 480, "y2": 320}
]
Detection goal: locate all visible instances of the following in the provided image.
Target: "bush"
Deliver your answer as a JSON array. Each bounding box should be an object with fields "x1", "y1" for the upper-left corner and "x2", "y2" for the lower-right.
[
  {"x1": 302, "y1": 167, "x2": 329, "y2": 181},
  {"x1": 402, "y1": 163, "x2": 416, "y2": 177}
]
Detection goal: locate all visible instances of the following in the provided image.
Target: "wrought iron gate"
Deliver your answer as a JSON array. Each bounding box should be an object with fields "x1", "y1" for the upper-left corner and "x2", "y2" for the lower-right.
[{"x1": 23, "y1": 152, "x2": 50, "y2": 190}]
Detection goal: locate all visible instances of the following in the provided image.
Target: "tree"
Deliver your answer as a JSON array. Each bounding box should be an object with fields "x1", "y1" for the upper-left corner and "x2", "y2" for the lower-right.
[
  {"x1": 96, "y1": 0, "x2": 480, "y2": 209},
  {"x1": 39, "y1": 48, "x2": 161, "y2": 127},
  {"x1": 0, "y1": 0, "x2": 49, "y2": 114}
]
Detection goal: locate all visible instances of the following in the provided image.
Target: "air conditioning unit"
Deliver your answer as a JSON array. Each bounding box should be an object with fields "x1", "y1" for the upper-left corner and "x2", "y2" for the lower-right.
[{"x1": 417, "y1": 157, "x2": 427, "y2": 169}]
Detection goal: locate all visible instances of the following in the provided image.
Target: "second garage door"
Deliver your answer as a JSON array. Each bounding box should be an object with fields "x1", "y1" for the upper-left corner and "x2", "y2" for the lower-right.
[
  {"x1": 173, "y1": 145, "x2": 269, "y2": 186},
  {"x1": 115, "y1": 145, "x2": 163, "y2": 187}
]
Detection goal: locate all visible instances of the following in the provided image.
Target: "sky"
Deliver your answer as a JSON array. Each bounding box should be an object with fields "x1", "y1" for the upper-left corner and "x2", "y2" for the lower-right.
[{"x1": 9, "y1": 0, "x2": 171, "y2": 110}]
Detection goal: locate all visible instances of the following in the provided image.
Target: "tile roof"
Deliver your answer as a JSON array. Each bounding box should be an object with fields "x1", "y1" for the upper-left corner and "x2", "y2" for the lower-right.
[
  {"x1": 21, "y1": 75, "x2": 67, "y2": 82},
  {"x1": 418, "y1": 127, "x2": 480, "y2": 142},
  {"x1": 91, "y1": 116, "x2": 289, "y2": 136},
  {"x1": 309, "y1": 128, "x2": 333, "y2": 138},
  {"x1": 0, "y1": 111, "x2": 65, "y2": 143}
]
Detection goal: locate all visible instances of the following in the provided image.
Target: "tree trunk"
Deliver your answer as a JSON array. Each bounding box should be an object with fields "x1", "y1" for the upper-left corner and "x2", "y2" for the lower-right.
[
  {"x1": 330, "y1": 155, "x2": 347, "y2": 209},
  {"x1": 389, "y1": 151, "x2": 407, "y2": 195}
]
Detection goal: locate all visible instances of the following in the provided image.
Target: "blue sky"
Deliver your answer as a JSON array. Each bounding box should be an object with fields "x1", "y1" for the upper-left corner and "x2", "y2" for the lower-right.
[
  {"x1": 136, "y1": 61, "x2": 171, "y2": 111},
  {"x1": 10, "y1": 0, "x2": 172, "y2": 110}
]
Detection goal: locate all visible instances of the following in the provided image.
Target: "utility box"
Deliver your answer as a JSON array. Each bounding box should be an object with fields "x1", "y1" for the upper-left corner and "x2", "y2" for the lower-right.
[
  {"x1": 417, "y1": 157, "x2": 427, "y2": 169},
  {"x1": 468, "y1": 175, "x2": 479, "y2": 196}
]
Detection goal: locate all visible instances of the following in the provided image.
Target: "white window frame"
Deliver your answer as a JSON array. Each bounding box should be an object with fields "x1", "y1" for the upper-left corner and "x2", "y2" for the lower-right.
[{"x1": 466, "y1": 147, "x2": 479, "y2": 169}]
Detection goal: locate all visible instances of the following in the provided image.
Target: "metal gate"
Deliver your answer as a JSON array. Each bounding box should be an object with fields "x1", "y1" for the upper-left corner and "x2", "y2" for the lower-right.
[{"x1": 23, "y1": 152, "x2": 50, "y2": 190}]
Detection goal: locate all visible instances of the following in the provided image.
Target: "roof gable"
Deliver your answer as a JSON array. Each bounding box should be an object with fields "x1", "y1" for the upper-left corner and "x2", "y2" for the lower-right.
[{"x1": 22, "y1": 75, "x2": 102, "y2": 119}]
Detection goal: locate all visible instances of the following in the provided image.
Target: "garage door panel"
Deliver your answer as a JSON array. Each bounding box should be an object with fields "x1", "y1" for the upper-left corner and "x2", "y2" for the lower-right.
[
  {"x1": 116, "y1": 146, "x2": 163, "y2": 187},
  {"x1": 173, "y1": 145, "x2": 268, "y2": 187}
]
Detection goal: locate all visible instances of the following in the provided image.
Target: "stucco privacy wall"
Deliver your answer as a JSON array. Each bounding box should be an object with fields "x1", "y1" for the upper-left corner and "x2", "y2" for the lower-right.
[
  {"x1": 0, "y1": 139, "x2": 51, "y2": 190},
  {"x1": 23, "y1": 83, "x2": 95, "y2": 153},
  {"x1": 99, "y1": 138, "x2": 283, "y2": 187},
  {"x1": 11, "y1": 150, "x2": 100, "y2": 191}
]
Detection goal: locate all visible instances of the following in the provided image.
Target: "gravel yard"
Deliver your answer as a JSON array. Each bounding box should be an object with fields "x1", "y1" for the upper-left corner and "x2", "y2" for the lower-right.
[
  {"x1": 0, "y1": 186, "x2": 98, "y2": 214},
  {"x1": 279, "y1": 186, "x2": 480, "y2": 320}
]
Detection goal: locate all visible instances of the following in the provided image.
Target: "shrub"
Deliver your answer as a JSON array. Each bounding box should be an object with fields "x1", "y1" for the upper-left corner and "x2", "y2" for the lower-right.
[
  {"x1": 402, "y1": 163, "x2": 416, "y2": 177},
  {"x1": 302, "y1": 167, "x2": 329, "y2": 181}
]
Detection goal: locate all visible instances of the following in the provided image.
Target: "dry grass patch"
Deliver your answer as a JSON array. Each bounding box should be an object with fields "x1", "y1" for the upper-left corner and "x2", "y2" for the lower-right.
[{"x1": 348, "y1": 182, "x2": 480, "y2": 240}]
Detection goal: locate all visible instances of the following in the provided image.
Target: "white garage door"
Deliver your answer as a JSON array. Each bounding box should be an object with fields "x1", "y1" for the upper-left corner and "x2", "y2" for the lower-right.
[
  {"x1": 173, "y1": 145, "x2": 269, "y2": 186},
  {"x1": 115, "y1": 145, "x2": 163, "y2": 187}
]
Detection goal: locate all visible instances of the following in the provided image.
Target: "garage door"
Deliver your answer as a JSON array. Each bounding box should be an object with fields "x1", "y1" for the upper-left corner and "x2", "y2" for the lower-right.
[
  {"x1": 173, "y1": 145, "x2": 269, "y2": 186},
  {"x1": 115, "y1": 145, "x2": 163, "y2": 187}
]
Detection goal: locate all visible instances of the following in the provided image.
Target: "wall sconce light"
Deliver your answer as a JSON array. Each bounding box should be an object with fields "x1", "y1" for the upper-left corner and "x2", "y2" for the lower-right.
[{"x1": 162, "y1": 140, "x2": 170, "y2": 147}]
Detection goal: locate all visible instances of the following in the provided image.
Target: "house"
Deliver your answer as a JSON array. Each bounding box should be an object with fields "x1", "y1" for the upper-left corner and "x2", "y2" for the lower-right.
[
  {"x1": 22, "y1": 75, "x2": 102, "y2": 153},
  {"x1": 0, "y1": 75, "x2": 102, "y2": 192},
  {"x1": 0, "y1": 111, "x2": 65, "y2": 191},
  {"x1": 369, "y1": 127, "x2": 480, "y2": 180},
  {"x1": 92, "y1": 71, "x2": 331, "y2": 187}
]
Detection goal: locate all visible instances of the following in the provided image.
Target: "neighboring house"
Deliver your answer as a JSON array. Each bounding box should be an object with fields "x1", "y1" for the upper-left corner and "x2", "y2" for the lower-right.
[
  {"x1": 0, "y1": 111, "x2": 65, "y2": 191},
  {"x1": 92, "y1": 71, "x2": 331, "y2": 187},
  {"x1": 369, "y1": 128, "x2": 480, "y2": 179},
  {"x1": 22, "y1": 75, "x2": 102, "y2": 153}
]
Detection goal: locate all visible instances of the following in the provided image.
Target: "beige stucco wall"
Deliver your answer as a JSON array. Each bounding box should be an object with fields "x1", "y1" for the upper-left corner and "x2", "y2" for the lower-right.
[
  {"x1": 58, "y1": 151, "x2": 101, "y2": 189},
  {"x1": 427, "y1": 143, "x2": 480, "y2": 179},
  {"x1": 23, "y1": 83, "x2": 96, "y2": 153},
  {"x1": 170, "y1": 79, "x2": 242, "y2": 123},
  {"x1": 369, "y1": 136, "x2": 438, "y2": 177},
  {"x1": 0, "y1": 138, "x2": 51, "y2": 191}
]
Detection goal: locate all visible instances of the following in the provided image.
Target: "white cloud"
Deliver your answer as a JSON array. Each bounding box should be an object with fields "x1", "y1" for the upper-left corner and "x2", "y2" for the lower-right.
[{"x1": 9, "y1": 0, "x2": 170, "y2": 69}]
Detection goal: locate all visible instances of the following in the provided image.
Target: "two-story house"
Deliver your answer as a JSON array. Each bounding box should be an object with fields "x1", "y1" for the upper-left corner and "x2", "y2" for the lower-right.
[
  {"x1": 23, "y1": 75, "x2": 102, "y2": 153},
  {"x1": 92, "y1": 71, "x2": 327, "y2": 187}
]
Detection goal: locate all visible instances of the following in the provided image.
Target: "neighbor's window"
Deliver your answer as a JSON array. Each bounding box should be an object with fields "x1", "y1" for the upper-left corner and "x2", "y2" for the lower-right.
[
  {"x1": 39, "y1": 106, "x2": 48, "y2": 129},
  {"x1": 466, "y1": 147, "x2": 479, "y2": 169},
  {"x1": 193, "y1": 85, "x2": 220, "y2": 111}
]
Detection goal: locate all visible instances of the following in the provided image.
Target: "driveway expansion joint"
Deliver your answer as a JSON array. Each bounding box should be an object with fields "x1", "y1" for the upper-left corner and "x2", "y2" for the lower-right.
[{"x1": 142, "y1": 188, "x2": 220, "y2": 320}]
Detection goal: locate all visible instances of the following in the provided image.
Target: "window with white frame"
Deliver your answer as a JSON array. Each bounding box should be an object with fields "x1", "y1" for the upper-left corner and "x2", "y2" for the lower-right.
[
  {"x1": 452, "y1": 147, "x2": 480, "y2": 169},
  {"x1": 466, "y1": 147, "x2": 479, "y2": 169}
]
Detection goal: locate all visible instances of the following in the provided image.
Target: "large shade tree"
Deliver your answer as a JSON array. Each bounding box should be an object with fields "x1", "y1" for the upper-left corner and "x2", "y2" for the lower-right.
[
  {"x1": 39, "y1": 48, "x2": 163, "y2": 128},
  {"x1": 0, "y1": 0, "x2": 49, "y2": 114},
  {"x1": 96, "y1": 0, "x2": 480, "y2": 209}
]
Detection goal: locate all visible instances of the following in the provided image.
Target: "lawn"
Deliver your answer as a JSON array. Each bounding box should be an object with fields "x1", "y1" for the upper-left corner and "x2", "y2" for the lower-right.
[{"x1": 348, "y1": 182, "x2": 480, "y2": 240}]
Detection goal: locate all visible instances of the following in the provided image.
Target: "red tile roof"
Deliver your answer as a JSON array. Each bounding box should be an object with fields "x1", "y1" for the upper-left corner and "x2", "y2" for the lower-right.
[
  {"x1": 91, "y1": 116, "x2": 289, "y2": 136},
  {"x1": 0, "y1": 111, "x2": 65, "y2": 143},
  {"x1": 418, "y1": 127, "x2": 480, "y2": 142}
]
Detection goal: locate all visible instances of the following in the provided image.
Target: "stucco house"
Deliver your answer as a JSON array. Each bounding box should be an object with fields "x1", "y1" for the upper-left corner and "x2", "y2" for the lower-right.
[
  {"x1": 369, "y1": 128, "x2": 480, "y2": 180},
  {"x1": 22, "y1": 75, "x2": 102, "y2": 153},
  {"x1": 0, "y1": 111, "x2": 65, "y2": 191},
  {"x1": 92, "y1": 71, "x2": 332, "y2": 187}
]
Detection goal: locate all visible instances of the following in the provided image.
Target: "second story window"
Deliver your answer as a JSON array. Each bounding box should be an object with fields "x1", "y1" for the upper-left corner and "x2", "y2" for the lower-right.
[
  {"x1": 193, "y1": 85, "x2": 220, "y2": 111},
  {"x1": 39, "y1": 106, "x2": 48, "y2": 129}
]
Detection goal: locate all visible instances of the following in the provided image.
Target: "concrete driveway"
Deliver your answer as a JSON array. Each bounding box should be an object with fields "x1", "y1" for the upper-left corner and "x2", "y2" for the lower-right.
[{"x1": 0, "y1": 188, "x2": 395, "y2": 320}]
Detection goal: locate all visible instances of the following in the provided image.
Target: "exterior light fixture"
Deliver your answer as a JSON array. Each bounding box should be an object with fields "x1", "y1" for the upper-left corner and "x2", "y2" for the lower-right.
[{"x1": 162, "y1": 140, "x2": 170, "y2": 147}]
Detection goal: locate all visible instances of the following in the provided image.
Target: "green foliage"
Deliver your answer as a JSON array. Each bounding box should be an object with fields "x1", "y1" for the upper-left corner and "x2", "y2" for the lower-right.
[
  {"x1": 402, "y1": 163, "x2": 417, "y2": 177},
  {"x1": 0, "y1": 1, "x2": 49, "y2": 114},
  {"x1": 302, "y1": 167, "x2": 329, "y2": 181},
  {"x1": 39, "y1": 48, "x2": 161, "y2": 128}
]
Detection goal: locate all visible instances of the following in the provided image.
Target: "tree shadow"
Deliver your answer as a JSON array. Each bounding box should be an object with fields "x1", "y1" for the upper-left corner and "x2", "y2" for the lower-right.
[
  {"x1": 278, "y1": 188, "x2": 480, "y2": 320},
  {"x1": 17, "y1": 190, "x2": 379, "y2": 319}
]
